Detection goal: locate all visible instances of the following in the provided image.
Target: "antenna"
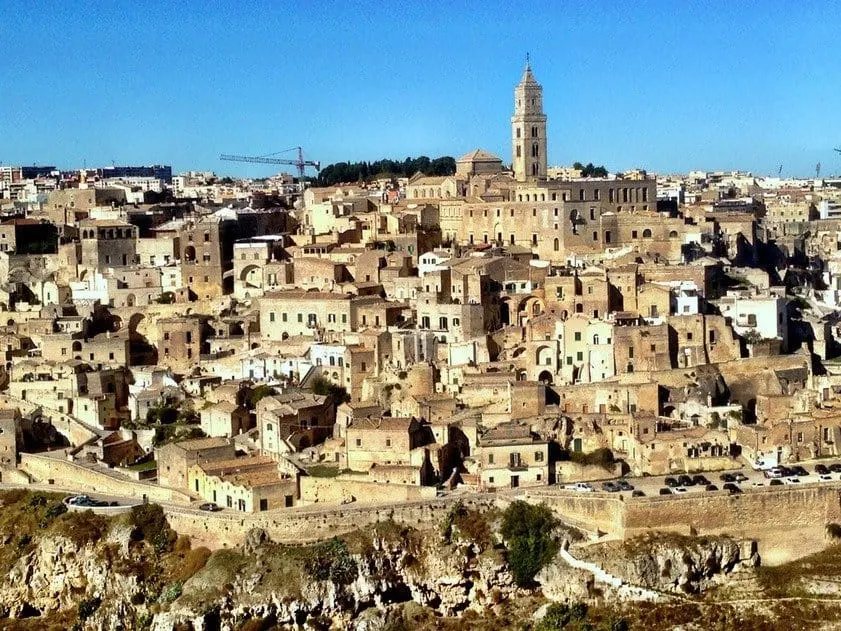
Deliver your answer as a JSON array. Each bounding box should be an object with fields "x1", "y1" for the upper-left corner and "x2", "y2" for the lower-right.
[
  {"x1": 817, "y1": 162, "x2": 821, "y2": 178},
  {"x1": 778, "y1": 164, "x2": 782, "y2": 176}
]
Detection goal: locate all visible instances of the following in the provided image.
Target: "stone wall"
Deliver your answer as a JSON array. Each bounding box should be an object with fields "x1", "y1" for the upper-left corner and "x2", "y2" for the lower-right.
[
  {"x1": 164, "y1": 495, "x2": 501, "y2": 548},
  {"x1": 19, "y1": 454, "x2": 191, "y2": 505},
  {"x1": 299, "y1": 476, "x2": 437, "y2": 505},
  {"x1": 623, "y1": 484, "x2": 841, "y2": 537}
]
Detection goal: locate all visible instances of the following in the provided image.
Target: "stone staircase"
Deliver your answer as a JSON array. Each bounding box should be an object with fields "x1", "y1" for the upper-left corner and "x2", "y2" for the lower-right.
[{"x1": 560, "y1": 540, "x2": 665, "y2": 602}]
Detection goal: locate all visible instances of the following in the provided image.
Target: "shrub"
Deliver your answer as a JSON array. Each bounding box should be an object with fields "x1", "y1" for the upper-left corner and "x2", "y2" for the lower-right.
[
  {"x1": 536, "y1": 602, "x2": 588, "y2": 631},
  {"x1": 78, "y1": 596, "x2": 101, "y2": 622},
  {"x1": 159, "y1": 582, "x2": 182, "y2": 604},
  {"x1": 174, "y1": 547, "x2": 212, "y2": 582},
  {"x1": 305, "y1": 538, "x2": 358, "y2": 586},
  {"x1": 130, "y1": 504, "x2": 177, "y2": 553},
  {"x1": 441, "y1": 501, "x2": 492, "y2": 549},
  {"x1": 568, "y1": 448, "x2": 615, "y2": 471},
  {"x1": 39, "y1": 502, "x2": 68, "y2": 528},
  {"x1": 248, "y1": 384, "x2": 276, "y2": 408},
  {"x1": 500, "y1": 501, "x2": 559, "y2": 586}
]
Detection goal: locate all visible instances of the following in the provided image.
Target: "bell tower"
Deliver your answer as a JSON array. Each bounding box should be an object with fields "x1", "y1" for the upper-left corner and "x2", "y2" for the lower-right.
[{"x1": 511, "y1": 57, "x2": 547, "y2": 182}]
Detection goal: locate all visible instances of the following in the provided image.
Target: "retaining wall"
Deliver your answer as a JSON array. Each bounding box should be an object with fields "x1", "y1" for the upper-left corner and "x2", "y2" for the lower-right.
[{"x1": 19, "y1": 453, "x2": 191, "y2": 505}]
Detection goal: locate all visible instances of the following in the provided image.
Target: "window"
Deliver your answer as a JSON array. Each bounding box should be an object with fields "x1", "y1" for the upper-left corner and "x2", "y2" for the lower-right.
[
  {"x1": 355, "y1": 438, "x2": 361, "y2": 447},
  {"x1": 488, "y1": 453, "x2": 494, "y2": 464},
  {"x1": 269, "y1": 312, "x2": 275, "y2": 323},
  {"x1": 629, "y1": 347, "x2": 634, "y2": 358},
  {"x1": 650, "y1": 344, "x2": 656, "y2": 352},
  {"x1": 386, "y1": 438, "x2": 391, "y2": 447},
  {"x1": 204, "y1": 232, "x2": 210, "y2": 242},
  {"x1": 632, "y1": 230, "x2": 638, "y2": 239},
  {"x1": 266, "y1": 423, "x2": 273, "y2": 432},
  {"x1": 687, "y1": 332, "x2": 693, "y2": 341},
  {"x1": 574, "y1": 332, "x2": 582, "y2": 341},
  {"x1": 579, "y1": 189, "x2": 585, "y2": 201},
  {"x1": 535, "y1": 451, "x2": 544, "y2": 462},
  {"x1": 285, "y1": 495, "x2": 294, "y2": 507},
  {"x1": 532, "y1": 234, "x2": 538, "y2": 245},
  {"x1": 590, "y1": 208, "x2": 595, "y2": 220},
  {"x1": 593, "y1": 231, "x2": 598, "y2": 241},
  {"x1": 297, "y1": 313, "x2": 303, "y2": 323},
  {"x1": 576, "y1": 351, "x2": 583, "y2": 361},
  {"x1": 605, "y1": 230, "x2": 611, "y2": 244},
  {"x1": 642, "y1": 228, "x2": 652, "y2": 238}
]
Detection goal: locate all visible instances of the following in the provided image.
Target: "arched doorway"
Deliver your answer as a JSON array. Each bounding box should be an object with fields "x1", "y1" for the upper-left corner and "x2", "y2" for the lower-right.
[{"x1": 538, "y1": 370, "x2": 553, "y2": 385}]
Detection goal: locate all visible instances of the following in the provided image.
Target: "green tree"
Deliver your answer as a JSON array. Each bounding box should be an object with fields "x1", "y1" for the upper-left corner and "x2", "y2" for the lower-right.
[
  {"x1": 311, "y1": 376, "x2": 350, "y2": 404},
  {"x1": 500, "y1": 501, "x2": 560, "y2": 586}
]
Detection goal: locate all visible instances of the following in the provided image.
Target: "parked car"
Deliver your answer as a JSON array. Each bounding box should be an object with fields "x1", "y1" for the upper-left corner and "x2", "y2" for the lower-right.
[
  {"x1": 659, "y1": 488, "x2": 672, "y2": 495},
  {"x1": 769, "y1": 479, "x2": 784, "y2": 486},
  {"x1": 722, "y1": 482, "x2": 741, "y2": 494},
  {"x1": 784, "y1": 477, "x2": 801, "y2": 485},
  {"x1": 601, "y1": 481, "x2": 620, "y2": 492},
  {"x1": 720, "y1": 473, "x2": 736, "y2": 483},
  {"x1": 674, "y1": 487, "x2": 688, "y2": 494},
  {"x1": 68, "y1": 495, "x2": 94, "y2": 507},
  {"x1": 829, "y1": 463, "x2": 841, "y2": 474},
  {"x1": 779, "y1": 466, "x2": 795, "y2": 477},
  {"x1": 568, "y1": 483, "x2": 594, "y2": 493},
  {"x1": 664, "y1": 477, "x2": 679, "y2": 488},
  {"x1": 617, "y1": 480, "x2": 634, "y2": 491},
  {"x1": 693, "y1": 475, "x2": 711, "y2": 486},
  {"x1": 733, "y1": 472, "x2": 749, "y2": 482},
  {"x1": 199, "y1": 502, "x2": 222, "y2": 512},
  {"x1": 677, "y1": 474, "x2": 695, "y2": 487},
  {"x1": 764, "y1": 467, "x2": 784, "y2": 479},
  {"x1": 820, "y1": 474, "x2": 833, "y2": 481},
  {"x1": 632, "y1": 490, "x2": 646, "y2": 498},
  {"x1": 705, "y1": 484, "x2": 719, "y2": 492},
  {"x1": 791, "y1": 465, "x2": 809, "y2": 477},
  {"x1": 815, "y1": 464, "x2": 830, "y2": 475}
]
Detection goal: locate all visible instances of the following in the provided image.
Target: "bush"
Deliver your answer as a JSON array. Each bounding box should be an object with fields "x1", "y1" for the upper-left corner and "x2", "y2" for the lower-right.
[
  {"x1": 568, "y1": 448, "x2": 616, "y2": 471},
  {"x1": 305, "y1": 538, "x2": 358, "y2": 586},
  {"x1": 174, "y1": 547, "x2": 212, "y2": 582},
  {"x1": 159, "y1": 581, "x2": 182, "y2": 604},
  {"x1": 130, "y1": 504, "x2": 177, "y2": 553},
  {"x1": 536, "y1": 602, "x2": 588, "y2": 631},
  {"x1": 248, "y1": 385, "x2": 276, "y2": 408},
  {"x1": 500, "y1": 501, "x2": 559, "y2": 586},
  {"x1": 441, "y1": 501, "x2": 492, "y2": 549},
  {"x1": 78, "y1": 596, "x2": 101, "y2": 622},
  {"x1": 39, "y1": 502, "x2": 68, "y2": 528}
]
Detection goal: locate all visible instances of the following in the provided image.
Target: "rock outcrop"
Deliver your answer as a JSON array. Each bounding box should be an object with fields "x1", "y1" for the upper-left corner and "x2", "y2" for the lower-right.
[{"x1": 571, "y1": 533, "x2": 760, "y2": 594}]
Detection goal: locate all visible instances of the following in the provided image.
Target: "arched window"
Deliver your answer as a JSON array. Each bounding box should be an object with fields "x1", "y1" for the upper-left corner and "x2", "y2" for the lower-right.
[
  {"x1": 642, "y1": 229, "x2": 652, "y2": 238},
  {"x1": 593, "y1": 335, "x2": 600, "y2": 345},
  {"x1": 669, "y1": 230, "x2": 678, "y2": 238},
  {"x1": 553, "y1": 238, "x2": 560, "y2": 251}
]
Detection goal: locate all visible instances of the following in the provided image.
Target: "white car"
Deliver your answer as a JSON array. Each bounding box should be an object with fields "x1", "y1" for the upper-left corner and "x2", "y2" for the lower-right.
[
  {"x1": 783, "y1": 477, "x2": 801, "y2": 485},
  {"x1": 567, "y1": 482, "x2": 594, "y2": 493},
  {"x1": 674, "y1": 487, "x2": 688, "y2": 494},
  {"x1": 820, "y1": 474, "x2": 833, "y2": 481}
]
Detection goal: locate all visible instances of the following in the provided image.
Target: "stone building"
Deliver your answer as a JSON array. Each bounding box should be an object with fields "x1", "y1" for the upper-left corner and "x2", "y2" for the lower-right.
[
  {"x1": 155, "y1": 436, "x2": 235, "y2": 490},
  {"x1": 475, "y1": 422, "x2": 549, "y2": 489},
  {"x1": 157, "y1": 316, "x2": 205, "y2": 373},
  {"x1": 188, "y1": 455, "x2": 298, "y2": 511}
]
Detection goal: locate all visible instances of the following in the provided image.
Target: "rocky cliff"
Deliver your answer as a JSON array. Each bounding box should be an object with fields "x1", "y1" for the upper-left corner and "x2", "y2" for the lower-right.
[{"x1": 571, "y1": 533, "x2": 760, "y2": 595}]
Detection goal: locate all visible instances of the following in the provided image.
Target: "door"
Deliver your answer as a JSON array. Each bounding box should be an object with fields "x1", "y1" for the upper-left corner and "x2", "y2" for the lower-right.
[{"x1": 511, "y1": 475, "x2": 519, "y2": 488}]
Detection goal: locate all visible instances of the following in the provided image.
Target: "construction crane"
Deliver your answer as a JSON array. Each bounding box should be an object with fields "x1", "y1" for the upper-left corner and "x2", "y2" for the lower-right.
[{"x1": 219, "y1": 147, "x2": 320, "y2": 179}]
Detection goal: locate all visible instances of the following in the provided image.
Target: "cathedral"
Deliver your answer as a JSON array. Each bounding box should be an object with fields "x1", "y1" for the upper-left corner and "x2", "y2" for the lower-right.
[{"x1": 409, "y1": 63, "x2": 678, "y2": 265}]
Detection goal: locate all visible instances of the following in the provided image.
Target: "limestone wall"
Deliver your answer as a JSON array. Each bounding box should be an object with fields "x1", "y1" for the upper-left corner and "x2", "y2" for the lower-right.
[
  {"x1": 299, "y1": 476, "x2": 437, "y2": 505},
  {"x1": 164, "y1": 495, "x2": 501, "y2": 548},
  {"x1": 623, "y1": 484, "x2": 841, "y2": 537},
  {"x1": 19, "y1": 454, "x2": 191, "y2": 505},
  {"x1": 524, "y1": 489, "x2": 626, "y2": 535}
]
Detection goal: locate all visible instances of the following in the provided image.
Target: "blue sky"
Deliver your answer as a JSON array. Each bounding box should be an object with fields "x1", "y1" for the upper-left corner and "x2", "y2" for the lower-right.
[{"x1": 1, "y1": 1, "x2": 839, "y2": 178}]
